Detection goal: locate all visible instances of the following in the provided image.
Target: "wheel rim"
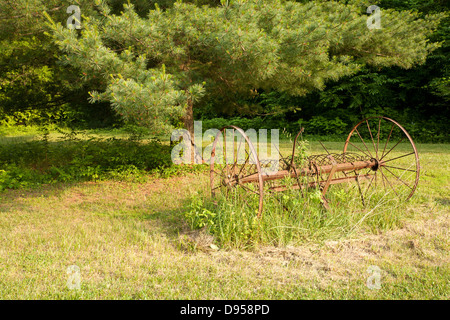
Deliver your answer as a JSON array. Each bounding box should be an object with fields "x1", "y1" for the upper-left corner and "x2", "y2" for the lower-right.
[
  {"x1": 210, "y1": 126, "x2": 264, "y2": 217},
  {"x1": 343, "y1": 117, "x2": 420, "y2": 202}
]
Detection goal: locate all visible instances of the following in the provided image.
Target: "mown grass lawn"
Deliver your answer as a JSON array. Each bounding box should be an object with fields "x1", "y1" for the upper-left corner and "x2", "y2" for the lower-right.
[{"x1": 0, "y1": 131, "x2": 448, "y2": 299}]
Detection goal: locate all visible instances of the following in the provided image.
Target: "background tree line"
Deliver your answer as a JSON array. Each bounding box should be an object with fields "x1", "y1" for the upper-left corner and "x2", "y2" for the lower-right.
[{"x1": 0, "y1": 0, "x2": 448, "y2": 142}]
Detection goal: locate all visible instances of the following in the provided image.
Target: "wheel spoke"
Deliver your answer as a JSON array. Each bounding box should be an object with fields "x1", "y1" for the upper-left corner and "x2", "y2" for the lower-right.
[
  {"x1": 379, "y1": 137, "x2": 404, "y2": 161},
  {"x1": 232, "y1": 135, "x2": 244, "y2": 169},
  {"x1": 348, "y1": 141, "x2": 372, "y2": 159},
  {"x1": 381, "y1": 123, "x2": 395, "y2": 160},
  {"x1": 376, "y1": 118, "x2": 381, "y2": 158},
  {"x1": 220, "y1": 163, "x2": 227, "y2": 177},
  {"x1": 211, "y1": 185, "x2": 223, "y2": 192},
  {"x1": 223, "y1": 129, "x2": 227, "y2": 165},
  {"x1": 383, "y1": 165, "x2": 417, "y2": 173},
  {"x1": 364, "y1": 172, "x2": 376, "y2": 198},
  {"x1": 379, "y1": 168, "x2": 399, "y2": 197},
  {"x1": 355, "y1": 128, "x2": 373, "y2": 158},
  {"x1": 211, "y1": 169, "x2": 226, "y2": 177},
  {"x1": 273, "y1": 141, "x2": 290, "y2": 169},
  {"x1": 241, "y1": 183, "x2": 260, "y2": 196},
  {"x1": 238, "y1": 152, "x2": 251, "y2": 177},
  {"x1": 381, "y1": 168, "x2": 387, "y2": 192},
  {"x1": 374, "y1": 170, "x2": 377, "y2": 188},
  {"x1": 382, "y1": 152, "x2": 415, "y2": 164},
  {"x1": 366, "y1": 119, "x2": 377, "y2": 159},
  {"x1": 382, "y1": 166, "x2": 413, "y2": 190}
]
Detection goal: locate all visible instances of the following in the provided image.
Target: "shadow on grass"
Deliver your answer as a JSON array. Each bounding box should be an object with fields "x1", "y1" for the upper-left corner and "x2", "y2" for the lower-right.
[{"x1": 435, "y1": 198, "x2": 449, "y2": 206}]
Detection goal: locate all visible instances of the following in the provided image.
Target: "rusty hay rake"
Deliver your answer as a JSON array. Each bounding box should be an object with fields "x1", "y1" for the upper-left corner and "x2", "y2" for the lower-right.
[{"x1": 209, "y1": 116, "x2": 420, "y2": 217}]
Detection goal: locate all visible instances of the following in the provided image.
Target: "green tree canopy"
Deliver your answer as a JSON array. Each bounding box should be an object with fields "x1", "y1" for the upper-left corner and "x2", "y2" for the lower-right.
[
  {"x1": 46, "y1": 0, "x2": 444, "y2": 136},
  {"x1": 0, "y1": 0, "x2": 111, "y2": 125}
]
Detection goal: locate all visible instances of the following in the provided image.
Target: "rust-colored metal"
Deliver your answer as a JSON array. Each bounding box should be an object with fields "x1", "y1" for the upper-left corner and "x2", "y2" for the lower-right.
[
  {"x1": 268, "y1": 174, "x2": 373, "y2": 192},
  {"x1": 321, "y1": 155, "x2": 338, "y2": 195},
  {"x1": 210, "y1": 126, "x2": 264, "y2": 217},
  {"x1": 239, "y1": 159, "x2": 377, "y2": 184},
  {"x1": 209, "y1": 116, "x2": 420, "y2": 218},
  {"x1": 343, "y1": 117, "x2": 420, "y2": 201},
  {"x1": 290, "y1": 127, "x2": 304, "y2": 169}
]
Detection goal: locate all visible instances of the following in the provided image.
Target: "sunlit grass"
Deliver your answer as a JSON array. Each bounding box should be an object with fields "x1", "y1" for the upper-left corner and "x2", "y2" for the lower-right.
[{"x1": 0, "y1": 128, "x2": 448, "y2": 299}]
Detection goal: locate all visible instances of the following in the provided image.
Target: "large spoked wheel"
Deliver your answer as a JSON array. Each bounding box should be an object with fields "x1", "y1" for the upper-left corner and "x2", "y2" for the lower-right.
[
  {"x1": 210, "y1": 126, "x2": 264, "y2": 217},
  {"x1": 343, "y1": 116, "x2": 420, "y2": 202}
]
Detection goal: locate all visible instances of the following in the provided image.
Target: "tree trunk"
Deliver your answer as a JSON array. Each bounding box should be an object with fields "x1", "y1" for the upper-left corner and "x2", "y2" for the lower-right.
[{"x1": 182, "y1": 96, "x2": 196, "y2": 164}]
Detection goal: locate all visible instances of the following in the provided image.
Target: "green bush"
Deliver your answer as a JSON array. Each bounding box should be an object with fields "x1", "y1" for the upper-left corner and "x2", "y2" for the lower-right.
[
  {"x1": 0, "y1": 133, "x2": 175, "y2": 191},
  {"x1": 0, "y1": 164, "x2": 50, "y2": 191},
  {"x1": 199, "y1": 115, "x2": 449, "y2": 143},
  {"x1": 306, "y1": 116, "x2": 348, "y2": 135}
]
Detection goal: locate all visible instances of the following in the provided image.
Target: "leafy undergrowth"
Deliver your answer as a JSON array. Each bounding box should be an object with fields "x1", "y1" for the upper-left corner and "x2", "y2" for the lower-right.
[{"x1": 0, "y1": 132, "x2": 208, "y2": 191}]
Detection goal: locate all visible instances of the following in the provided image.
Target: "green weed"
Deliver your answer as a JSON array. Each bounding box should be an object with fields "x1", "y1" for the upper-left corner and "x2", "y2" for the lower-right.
[{"x1": 182, "y1": 176, "x2": 411, "y2": 250}]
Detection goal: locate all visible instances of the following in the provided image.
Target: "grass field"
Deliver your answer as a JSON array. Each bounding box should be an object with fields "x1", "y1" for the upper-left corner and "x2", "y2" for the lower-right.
[{"x1": 0, "y1": 128, "x2": 448, "y2": 299}]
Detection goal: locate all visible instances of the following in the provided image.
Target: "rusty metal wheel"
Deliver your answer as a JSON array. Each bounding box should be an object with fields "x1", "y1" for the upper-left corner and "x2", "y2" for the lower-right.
[
  {"x1": 343, "y1": 116, "x2": 420, "y2": 202},
  {"x1": 210, "y1": 126, "x2": 264, "y2": 217}
]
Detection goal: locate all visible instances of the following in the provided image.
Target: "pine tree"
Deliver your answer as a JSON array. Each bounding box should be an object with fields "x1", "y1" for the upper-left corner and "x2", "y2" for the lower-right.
[{"x1": 46, "y1": 0, "x2": 444, "y2": 138}]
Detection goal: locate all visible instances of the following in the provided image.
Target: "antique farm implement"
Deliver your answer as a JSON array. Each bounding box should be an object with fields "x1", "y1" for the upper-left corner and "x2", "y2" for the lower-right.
[{"x1": 209, "y1": 116, "x2": 420, "y2": 217}]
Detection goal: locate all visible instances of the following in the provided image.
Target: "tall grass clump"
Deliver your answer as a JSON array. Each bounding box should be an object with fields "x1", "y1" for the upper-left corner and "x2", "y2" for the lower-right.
[{"x1": 183, "y1": 177, "x2": 409, "y2": 249}]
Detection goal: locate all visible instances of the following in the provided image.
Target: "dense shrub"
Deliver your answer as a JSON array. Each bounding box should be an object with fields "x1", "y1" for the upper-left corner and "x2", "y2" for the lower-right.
[
  {"x1": 0, "y1": 134, "x2": 175, "y2": 191},
  {"x1": 200, "y1": 115, "x2": 449, "y2": 143}
]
